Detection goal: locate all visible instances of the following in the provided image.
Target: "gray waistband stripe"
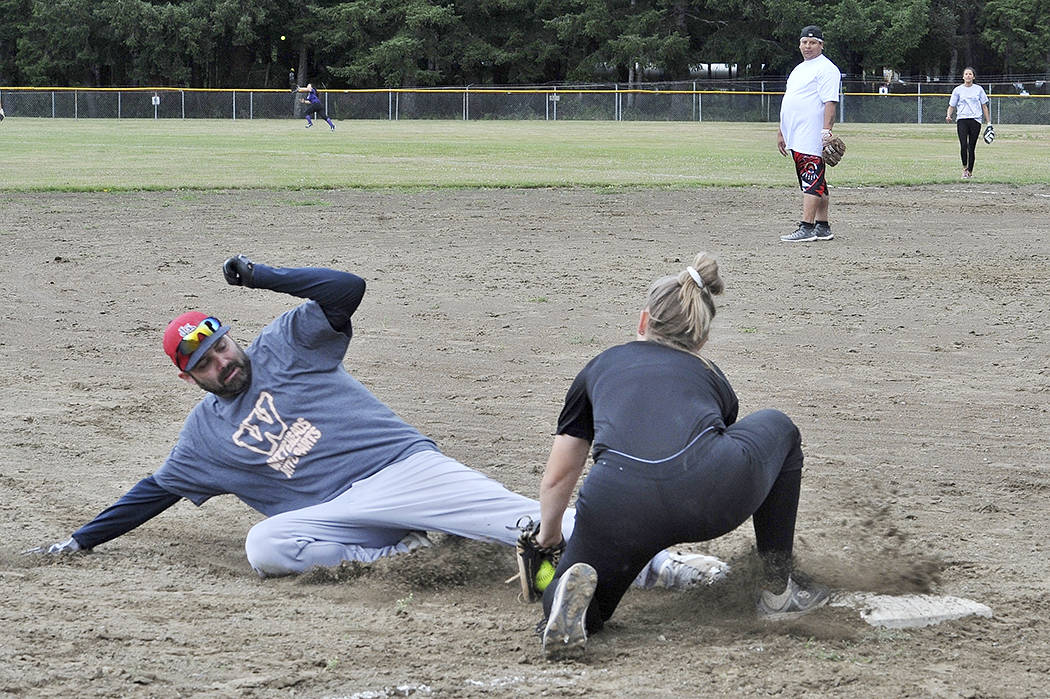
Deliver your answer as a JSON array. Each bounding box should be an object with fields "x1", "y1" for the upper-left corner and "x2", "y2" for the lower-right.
[{"x1": 603, "y1": 425, "x2": 718, "y2": 464}]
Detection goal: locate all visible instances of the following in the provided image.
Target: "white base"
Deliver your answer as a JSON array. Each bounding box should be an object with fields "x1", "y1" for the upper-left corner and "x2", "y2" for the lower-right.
[{"x1": 830, "y1": 592, "x2": 992, "y2": 629}]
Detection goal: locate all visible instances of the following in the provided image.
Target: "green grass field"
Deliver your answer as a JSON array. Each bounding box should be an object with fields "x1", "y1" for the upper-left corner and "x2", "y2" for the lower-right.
[{"x1": 2, "y1": 119, "x2": 1048, "y2": 191}]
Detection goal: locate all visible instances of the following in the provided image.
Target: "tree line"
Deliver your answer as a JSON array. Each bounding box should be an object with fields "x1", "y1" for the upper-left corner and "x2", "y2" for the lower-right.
[{"x1": 1, "y1": 0, "x2": 1047, "y2": 89}]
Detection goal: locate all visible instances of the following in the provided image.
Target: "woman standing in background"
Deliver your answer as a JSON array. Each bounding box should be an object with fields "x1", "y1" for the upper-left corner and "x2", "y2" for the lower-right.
[{"x1": 946, "y1": 68, "x2": 991, "y2": 179}]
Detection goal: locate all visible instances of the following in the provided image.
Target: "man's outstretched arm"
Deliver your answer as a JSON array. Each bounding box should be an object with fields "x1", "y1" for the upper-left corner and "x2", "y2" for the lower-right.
[
  {"x1": 26, "y1": 475, "x2": 181, "y2": 555},
  {"x1": 223, "y1": 255, "x2": 365, "y2": 334}
]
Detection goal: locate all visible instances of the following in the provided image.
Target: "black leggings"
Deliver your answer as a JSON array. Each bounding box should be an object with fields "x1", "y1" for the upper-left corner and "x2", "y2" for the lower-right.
[
  {"x1": 542, "y1": 408, "x2": 804, "y2": 632},
  {"x1": 957, "y1": 118, "x2": 981, "y2": 172},
  {"x1": 303, "y1": 103, "x2": 329, "y2": 120}
]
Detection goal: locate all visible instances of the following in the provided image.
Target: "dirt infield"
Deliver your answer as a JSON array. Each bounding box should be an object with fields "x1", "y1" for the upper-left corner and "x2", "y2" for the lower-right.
[{"x1": 2, "y1": 185, "x2": 1048, "y2": 697}]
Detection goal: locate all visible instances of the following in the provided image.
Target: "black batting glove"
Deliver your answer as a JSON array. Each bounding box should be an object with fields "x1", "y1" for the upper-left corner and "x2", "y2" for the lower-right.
[{"x1": 223, "y1": 254, "x2": 255, "y2": 287}]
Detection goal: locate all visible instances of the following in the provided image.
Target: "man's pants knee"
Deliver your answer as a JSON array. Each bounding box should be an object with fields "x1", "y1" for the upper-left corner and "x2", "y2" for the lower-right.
[{"x1": 244, "y1": 517, "x2": 298, "y2": 577}]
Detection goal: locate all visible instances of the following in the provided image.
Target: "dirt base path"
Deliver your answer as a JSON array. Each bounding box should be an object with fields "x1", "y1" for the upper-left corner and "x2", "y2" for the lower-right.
[{"x1": 2, "y1": 185, "x2": 1048, "y2": 697}]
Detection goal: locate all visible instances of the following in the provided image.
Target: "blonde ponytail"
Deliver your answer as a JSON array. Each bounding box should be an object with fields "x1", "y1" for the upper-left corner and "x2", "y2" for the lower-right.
[{"x1": 644, "y1": 252, "x2": 724, "y2": 353}]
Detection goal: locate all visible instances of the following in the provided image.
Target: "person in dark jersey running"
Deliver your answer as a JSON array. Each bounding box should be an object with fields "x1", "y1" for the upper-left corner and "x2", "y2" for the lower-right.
[
  {"x1": 25, "y1": 256, "x2": 717, "y2": 593},
  {"x1": 297, "y1": 83, "x2": 335, "y2": 130},
  {"x1": 533, "y1": 251, "x2": 830, "y2": 659}
]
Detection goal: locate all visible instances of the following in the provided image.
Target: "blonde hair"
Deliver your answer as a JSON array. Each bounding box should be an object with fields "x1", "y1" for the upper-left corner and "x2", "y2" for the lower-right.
[{"x1": 644, "y1": 252, "x2": 724, "y2": 353}]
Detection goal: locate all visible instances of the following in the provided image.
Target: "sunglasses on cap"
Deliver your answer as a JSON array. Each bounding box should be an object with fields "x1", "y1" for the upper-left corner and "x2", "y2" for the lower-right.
[{"x1": 177, "y1": 316, "x2": 222, "y2": 362}]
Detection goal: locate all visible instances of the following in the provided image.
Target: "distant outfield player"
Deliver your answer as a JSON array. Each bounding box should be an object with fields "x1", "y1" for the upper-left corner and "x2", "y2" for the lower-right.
[
  {"x1": 297, "y1": 83, "x2": 335, "y2": 131},
  {"x1": 776, "y1": 25, "x2": 842, "y2": 243}
]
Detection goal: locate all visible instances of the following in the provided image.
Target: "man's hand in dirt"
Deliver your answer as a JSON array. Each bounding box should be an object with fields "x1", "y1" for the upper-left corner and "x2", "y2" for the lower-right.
[{"x1": 22, "y1": 537, "x2": 84, "y2": 556}]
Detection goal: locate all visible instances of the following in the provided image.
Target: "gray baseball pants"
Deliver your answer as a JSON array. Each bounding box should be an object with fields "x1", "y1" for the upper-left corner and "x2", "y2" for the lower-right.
[{"x1": 244, "y1": 449, "x2": 674, "y2": 585}]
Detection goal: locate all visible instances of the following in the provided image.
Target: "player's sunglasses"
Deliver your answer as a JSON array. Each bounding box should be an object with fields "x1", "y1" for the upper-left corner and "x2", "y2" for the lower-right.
[{"x1": 177, "y1": 317, "x2": 222, "y2": 364}]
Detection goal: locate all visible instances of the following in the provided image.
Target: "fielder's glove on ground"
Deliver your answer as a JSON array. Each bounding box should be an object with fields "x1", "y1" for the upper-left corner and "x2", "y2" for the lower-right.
[
  {"x1": 822, "y1": 135, "x2": 847, "y2": 166},
  {"x1": 22, "y1": 536, "x2": 83, "y2": 555},
  {"x1": 983, "y1": 124, "x2": 995, "y2": 144},
  {"x1": 223, "y1": 254, "x2": 254, "y2": 286},
  {"x1": 514, "y1": 518, "x2": 565, "y2": 603}
]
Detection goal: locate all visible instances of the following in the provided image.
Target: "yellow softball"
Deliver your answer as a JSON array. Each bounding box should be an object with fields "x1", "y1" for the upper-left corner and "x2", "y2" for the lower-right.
[{"x1": 535, "y1": 559, "x2": 556, "y2": 591}]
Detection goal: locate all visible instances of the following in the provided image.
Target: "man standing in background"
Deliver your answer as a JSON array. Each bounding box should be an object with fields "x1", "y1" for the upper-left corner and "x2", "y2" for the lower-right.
[{"x1": 777, "y1": 25, "x2": 842, "y2": 242}]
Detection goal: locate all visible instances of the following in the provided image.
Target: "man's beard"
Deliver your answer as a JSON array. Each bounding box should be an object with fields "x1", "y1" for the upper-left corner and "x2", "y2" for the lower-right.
[{"x1": 192, "y1": 355, "x2": 253, "y2": 398}]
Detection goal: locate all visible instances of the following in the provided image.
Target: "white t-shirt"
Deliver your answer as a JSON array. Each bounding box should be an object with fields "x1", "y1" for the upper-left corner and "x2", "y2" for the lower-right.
[
  {"x1": 949, "y1": 84, "x2": 988, "y2": 121},
  {"x1": 780, "y1": 53, "x2": 842, "y2": 156}
]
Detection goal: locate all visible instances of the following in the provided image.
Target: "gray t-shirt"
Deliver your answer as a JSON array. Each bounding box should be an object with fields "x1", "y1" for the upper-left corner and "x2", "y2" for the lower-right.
[{"x1": 154, "y1": 301, "x2": 436, "y2": 516}]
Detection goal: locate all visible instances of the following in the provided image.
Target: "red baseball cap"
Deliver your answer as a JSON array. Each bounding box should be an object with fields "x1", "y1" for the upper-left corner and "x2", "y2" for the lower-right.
[{"x1": 163, "y1": 311, "x2": 231, "y2": 371}]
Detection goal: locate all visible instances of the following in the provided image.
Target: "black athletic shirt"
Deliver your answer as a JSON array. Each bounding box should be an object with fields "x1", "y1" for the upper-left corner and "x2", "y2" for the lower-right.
[{"x1": 556, "y1": 341, "x2": 739, "y2": 462}]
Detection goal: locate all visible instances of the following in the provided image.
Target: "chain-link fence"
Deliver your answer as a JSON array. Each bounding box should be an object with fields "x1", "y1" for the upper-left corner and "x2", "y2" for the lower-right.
[{"x1": 2, "y1": 82, "x2": 1048, "y2": 124}]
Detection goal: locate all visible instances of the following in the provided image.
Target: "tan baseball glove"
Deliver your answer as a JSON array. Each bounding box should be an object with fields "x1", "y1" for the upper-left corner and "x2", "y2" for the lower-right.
[{"x1": 823, "y1": 135, "x2": 846, "y2": 166}]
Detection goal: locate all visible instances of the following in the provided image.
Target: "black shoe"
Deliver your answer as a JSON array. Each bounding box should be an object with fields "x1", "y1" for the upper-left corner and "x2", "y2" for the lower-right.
[
  {"x1": 813, "y1": 222, "x2": 834, "y2": 240},
  {"x1": 542, "y1": 562, "x2": 597, "y2": 659}
]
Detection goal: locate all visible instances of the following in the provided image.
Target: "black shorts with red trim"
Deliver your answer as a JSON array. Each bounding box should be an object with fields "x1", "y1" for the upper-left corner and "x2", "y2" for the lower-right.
[{"x1": 792, "y1": 151, "x2": 828, "y2": 197}]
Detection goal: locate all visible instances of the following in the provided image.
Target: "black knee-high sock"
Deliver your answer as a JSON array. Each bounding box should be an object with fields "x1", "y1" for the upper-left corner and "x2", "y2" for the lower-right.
[{"x1": 752, "y1": 469, "x2": 801, "y2": 584}]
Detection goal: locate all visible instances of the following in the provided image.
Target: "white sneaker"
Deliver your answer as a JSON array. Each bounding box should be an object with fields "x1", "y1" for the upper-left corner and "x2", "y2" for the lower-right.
[
  {"x1": 656, "y1": 552, "x2": 730, "y2": 589},
  {"x1": 397, "y1": 531, "x2": 432, "y2": 553},
  {"x1": 542, "y1": 562, "x2": 597, "y2": 659}
]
